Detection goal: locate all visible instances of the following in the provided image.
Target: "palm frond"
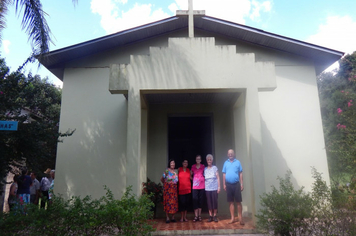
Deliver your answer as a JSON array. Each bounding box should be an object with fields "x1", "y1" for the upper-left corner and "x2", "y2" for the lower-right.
[
  {"x1": 0, "y1": 0, "x2": 11, "y2": 42},
  {"x1": 14, "y1": 0, "x2": 53, "y2": 58}
]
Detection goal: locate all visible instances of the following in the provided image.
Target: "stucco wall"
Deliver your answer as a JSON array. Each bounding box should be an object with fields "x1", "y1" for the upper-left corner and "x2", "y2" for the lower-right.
[
  {"x1": 56, "y1": 29, "x2": 330, "y2": 213},
  {"x1": 259, "y1": 65, "x2": 330, "y2": 192},
  {"x1": 56, "y1": 68, "x2": 128, "y2": 199}
]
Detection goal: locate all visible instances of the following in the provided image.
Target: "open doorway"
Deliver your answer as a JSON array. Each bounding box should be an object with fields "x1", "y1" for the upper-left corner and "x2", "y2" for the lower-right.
[
  {"x1": 168, "y1": 115, "x2": 214, "y2": 213},
  {"x1": 168, "y1": 116, "x2": 214, "y2": 168}
]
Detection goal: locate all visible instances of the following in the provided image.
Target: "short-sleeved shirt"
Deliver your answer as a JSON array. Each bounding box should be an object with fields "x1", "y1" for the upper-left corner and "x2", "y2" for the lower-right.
[
  {"x1": 40, "y1": 177, "x2": 52, "y2": 191},
  {"x1": 30, "y1": 178, "x2": 40, "y2": 195},
  {"x1": 204, "y1": 165, "x2": 218, "y2": 191},
  {"x1": 191, "y1": 164, "x2": 205, "y2": 189},
  {"x1": 17, "y1": 175, "x2": 32, "y2": 194},
  {"x1": 162, "y1": 168, "x2": 178, "y2": 184},
  {"x1": 222, "y1": 159, "x2": 243, "y2": 184},
  {"x1": 178, "y1": 167, "x2": 191, "y2": 195}
]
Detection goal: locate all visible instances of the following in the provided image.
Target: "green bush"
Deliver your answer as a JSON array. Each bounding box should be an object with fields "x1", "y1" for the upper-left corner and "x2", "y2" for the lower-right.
[
  {"x1": 0, "y1": 186, "x2": 155, "y2": 236},
  {"x1": 256, "y1": 170, "x2": 313, "y2": 236},
  {"x1": 256, "y1": 168, "x2": 356, "y2": 236}
]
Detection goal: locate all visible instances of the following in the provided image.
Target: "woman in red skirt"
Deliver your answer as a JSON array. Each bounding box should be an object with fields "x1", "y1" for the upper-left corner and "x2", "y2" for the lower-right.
[{"x1": 161, "y1": 159, "x2": 178, "y2": 223}]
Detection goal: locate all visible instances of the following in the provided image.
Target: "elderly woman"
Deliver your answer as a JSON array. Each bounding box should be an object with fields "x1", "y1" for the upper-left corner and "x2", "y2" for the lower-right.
[
  {"x1": 191, "y1": 155, "x2": 205, "y2": 222},
  {"x1": 178, "y1": 159, "x2": 191, "y2": 222},
  {"x1": 204, "y1": 154, "x2": 221, "y2": 222},
  {"x1": 161, "y1": 159, "x2": 178, "y2": 223}
]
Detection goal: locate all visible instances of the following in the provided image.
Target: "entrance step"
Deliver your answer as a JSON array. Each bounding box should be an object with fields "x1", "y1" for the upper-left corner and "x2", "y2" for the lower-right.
[{"x1": 151, "y1": 215, "x2": 263, "y2": 235}]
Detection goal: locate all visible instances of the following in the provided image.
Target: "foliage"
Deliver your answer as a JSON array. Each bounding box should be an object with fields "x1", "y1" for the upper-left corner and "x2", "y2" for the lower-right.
[
  {"x1": 317, "y1": 51, "x2": 356, "y2": 187},
  {"x1": 0, "y1": 186, "x2": 155, "y2": 236},
  {"x1": 142, "y1": 178, "x2": 163, "y2": 205},
  {"x1": 0, "y1": 57, "x2": 73, "y2": 195},
  {"x1": 256, "y1": 170, "x2": 313, "y2": 236},
  {"x1": 256, "y1": 168, "x2": 356, "y2": 236}
]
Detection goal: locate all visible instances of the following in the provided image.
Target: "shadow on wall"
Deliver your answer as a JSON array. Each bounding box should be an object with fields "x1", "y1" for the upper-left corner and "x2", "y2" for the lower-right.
[
  {"x1": 129, "y1": 40, "x2": 204, "y2": 90},
  {"x1": 260, "y1": 117, "x2": 299, "y2": 192},
  {"x1": 59, "y1": 100, "x2": 127, "y2": 200}
]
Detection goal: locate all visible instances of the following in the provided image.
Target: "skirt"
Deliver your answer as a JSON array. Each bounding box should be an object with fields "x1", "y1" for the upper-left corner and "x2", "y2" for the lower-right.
[{"x1": 163, "y1": 182, "x2": 178, "y2": 214}]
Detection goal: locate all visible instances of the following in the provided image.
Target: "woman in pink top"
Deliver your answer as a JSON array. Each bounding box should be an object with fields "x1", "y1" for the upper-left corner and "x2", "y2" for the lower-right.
[{"x1": 191, "y1": 155, "x2": 205, "y2": 222}]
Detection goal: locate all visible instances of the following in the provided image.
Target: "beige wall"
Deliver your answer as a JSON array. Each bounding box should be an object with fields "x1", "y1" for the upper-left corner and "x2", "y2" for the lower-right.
[
  {"x1": 56, "y1": 68, "x2": 128, "y2": 199},
  {"x1": 259, "y1": 65, "x2": 330, "y2": 192},
  {"x1": 56, "y1": 29, "x2": 330, "y2": 222}
]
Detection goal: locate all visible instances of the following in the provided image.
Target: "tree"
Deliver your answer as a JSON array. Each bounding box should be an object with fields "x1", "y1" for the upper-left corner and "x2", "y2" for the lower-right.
[
  {"x1": 0, "y1": 57, "x2": 72, "y2": 195},
  {"x1": 318, "y1": 51, "x2": 356, "y2": 185},
  {"x1": 0, "y1": 0, "x2": 77, "y2": 58}
]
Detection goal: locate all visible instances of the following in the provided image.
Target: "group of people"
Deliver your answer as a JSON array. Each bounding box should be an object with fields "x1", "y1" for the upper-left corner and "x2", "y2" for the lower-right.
[
  {"x1": 8, "y1": 167, "x2": 55, "y2": 211},
  {"x1": 160, "y1": 149, "x2": 244, "y2": 225}
]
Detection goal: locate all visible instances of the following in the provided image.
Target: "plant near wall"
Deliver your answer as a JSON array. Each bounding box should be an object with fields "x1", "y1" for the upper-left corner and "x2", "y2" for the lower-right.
[
  {"x1": 0, "y1": 186, "x2": 155, "y2": 236},
  {"x1": 256, "y1": 168, "x2": 356, "y2": 236},
  {"x1": 142, "y1": 178, "x2": 163, "y2": 205},
  {"x1": 256, "y1": 170, "x2": 313, "y2": 236}
]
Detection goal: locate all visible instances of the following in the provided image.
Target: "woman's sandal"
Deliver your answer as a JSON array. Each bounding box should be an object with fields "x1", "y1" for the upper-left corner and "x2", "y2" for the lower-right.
[
  {"x1": 193, "y1": 216, "x2": 199, "y2": 222},
  {"x1": 198, "y1": 216, "x2": 202, "y2": 221}
]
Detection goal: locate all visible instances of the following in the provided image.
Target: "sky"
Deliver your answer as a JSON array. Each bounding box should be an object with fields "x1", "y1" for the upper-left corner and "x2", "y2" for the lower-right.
[{"x1": 2, "y1": 0, "x2": 356, "y2": 87}]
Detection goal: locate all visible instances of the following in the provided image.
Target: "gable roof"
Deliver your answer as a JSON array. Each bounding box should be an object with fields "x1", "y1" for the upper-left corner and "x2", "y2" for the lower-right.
[{"x1": 38, "y1": 14, "x2": 344, "y2": 80}]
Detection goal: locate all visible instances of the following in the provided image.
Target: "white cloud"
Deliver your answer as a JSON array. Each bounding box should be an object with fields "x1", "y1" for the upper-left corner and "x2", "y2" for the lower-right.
[
  {"x1": 91, "y1": 0, "x2": 273, "y2": 34},
  {"x1": 250, "y1": 0, "x2": 272, "y2": 21},
  {"x1": 173, "y1": 0, "x2": 272, "y2": 24},
  {"x1": 307, "y1": 15, "x2": 356, "y2": 54},
  {"x1": 2, "y1": 40, "x2": 11, "y2": 54},
  {"x1": 91, "y1": 0, "x2": 170, "y2": 34},
  {"x1": 168, "y1": 3, "x2": 178, "y2": 14},
  {"x1": 307, "y1": 15, "x2": 356, "y2": 72}
]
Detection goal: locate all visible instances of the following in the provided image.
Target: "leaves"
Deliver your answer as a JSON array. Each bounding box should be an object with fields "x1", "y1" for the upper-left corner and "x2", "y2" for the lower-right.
[
  {"x1": 0, "y1": 57, "x2": 66, "y2": 195},
  {"x1": 318, "y1": 51, "x2": 356, "y2": 183}
]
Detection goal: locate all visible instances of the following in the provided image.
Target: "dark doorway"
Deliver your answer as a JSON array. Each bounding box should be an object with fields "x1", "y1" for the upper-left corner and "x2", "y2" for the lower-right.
[
  {"x1": 168, "y1": 116, "x2": 213, "y2": 213},
  {"x1": 168, "y1": 116, "x2": 213, "y2": 168}
]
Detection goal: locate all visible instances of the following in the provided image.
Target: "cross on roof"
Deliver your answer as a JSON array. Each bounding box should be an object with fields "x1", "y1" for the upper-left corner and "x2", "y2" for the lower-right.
[{"x1": 176, "y1": 0, "x2": 205, "y2": 38}]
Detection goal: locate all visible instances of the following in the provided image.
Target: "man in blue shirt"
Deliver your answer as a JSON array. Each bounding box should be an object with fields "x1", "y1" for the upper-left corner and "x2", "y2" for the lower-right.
[{"x1": 222, "y1": 149, "x2": 244, "y2": 225}]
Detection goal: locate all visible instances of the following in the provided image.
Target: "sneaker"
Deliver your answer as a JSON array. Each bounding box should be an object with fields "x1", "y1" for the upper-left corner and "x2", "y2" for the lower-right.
[
  {"x1": 213, "y1": 216, "x2": 218, "y2": 222},
  {"x1": 208, "y1": 216, "x2": 213, "y2": 222}
]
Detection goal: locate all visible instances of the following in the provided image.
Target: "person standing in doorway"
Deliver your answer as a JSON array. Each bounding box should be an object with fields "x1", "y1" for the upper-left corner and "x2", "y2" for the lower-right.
[
  {"x1": 178, "y1": 159, "x2": 191, "y2": 222},
  {"x1": 204, "y1": 154, "x2": 220, "y2": 222},
  {"x1": 161, "y1": 159, "x2": 178, "y2": 223},
  {"x1": 191, "y1": 155, "x2": 205, "y2": 222},
  {"x1": 222, "y1": 149, "x2": 244, "y2": 225}
]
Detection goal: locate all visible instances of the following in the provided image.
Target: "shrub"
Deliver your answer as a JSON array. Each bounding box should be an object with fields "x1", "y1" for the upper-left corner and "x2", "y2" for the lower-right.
[
  {"x1": 256, "y1": 170, "x2": 313, "y2": 236},
  {"x1": 256, "y1": 168, "x2": 356, "y2": 236},
  {"x1": 0, "y1": 186, "x2": 155, "y2": 236}
]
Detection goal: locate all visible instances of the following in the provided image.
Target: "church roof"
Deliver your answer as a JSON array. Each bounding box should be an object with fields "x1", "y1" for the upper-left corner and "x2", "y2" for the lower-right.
[{"x1": 39, "y1": 15, "x2": 344, "y2": 80}]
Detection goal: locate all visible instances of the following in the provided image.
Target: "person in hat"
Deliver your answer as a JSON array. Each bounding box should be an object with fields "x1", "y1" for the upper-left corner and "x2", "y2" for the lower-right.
[{"x1": 40, "y1": 168, "x2": 53, "y2": 208}]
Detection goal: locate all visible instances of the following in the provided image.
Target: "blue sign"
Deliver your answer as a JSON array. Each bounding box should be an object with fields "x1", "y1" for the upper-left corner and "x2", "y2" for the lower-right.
[{"x1": 0, "y1": 121, "x2": 18, "y2": 131}]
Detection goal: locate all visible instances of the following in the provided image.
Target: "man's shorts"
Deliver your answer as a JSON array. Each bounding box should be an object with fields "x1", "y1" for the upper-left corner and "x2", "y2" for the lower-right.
[{"x1": 226, "y1": 182, "x2": 242, "y2": 203}]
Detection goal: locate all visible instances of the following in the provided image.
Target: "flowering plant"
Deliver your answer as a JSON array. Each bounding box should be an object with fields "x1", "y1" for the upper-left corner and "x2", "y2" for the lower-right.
[{"x1": 142, "y1": 178, "x2": 163, "y2": 205}]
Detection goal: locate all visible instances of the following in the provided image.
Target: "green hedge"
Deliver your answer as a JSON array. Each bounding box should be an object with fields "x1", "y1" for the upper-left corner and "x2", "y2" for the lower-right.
[{"x1": 0, "y1": 186, "x2": 155, "y2": 236}]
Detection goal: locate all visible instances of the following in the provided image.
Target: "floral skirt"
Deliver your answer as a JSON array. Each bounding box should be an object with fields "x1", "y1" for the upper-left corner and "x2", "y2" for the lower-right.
[{"x1": 163, "y1": 182, "x2": 178, "y2": 214}]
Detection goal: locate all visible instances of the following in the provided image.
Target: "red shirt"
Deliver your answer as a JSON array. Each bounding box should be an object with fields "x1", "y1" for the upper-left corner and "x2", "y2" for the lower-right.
[{"x1": 178, "y1": 167, "x2": 191, "y2": 195}]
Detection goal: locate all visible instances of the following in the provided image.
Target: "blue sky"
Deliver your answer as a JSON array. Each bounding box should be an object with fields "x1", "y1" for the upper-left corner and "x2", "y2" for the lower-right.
[{"x1": 2, "y1": 0, "x2": 356, "y2": 87}]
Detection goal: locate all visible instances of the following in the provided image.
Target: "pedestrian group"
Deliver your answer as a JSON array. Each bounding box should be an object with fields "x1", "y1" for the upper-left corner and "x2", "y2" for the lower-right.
[
  {"x1": 7, "y1": 167, "x2": 55, "y2": 212},
  {"x1": 161, "y1": 149, "x2": 244, "y2": 225}
]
